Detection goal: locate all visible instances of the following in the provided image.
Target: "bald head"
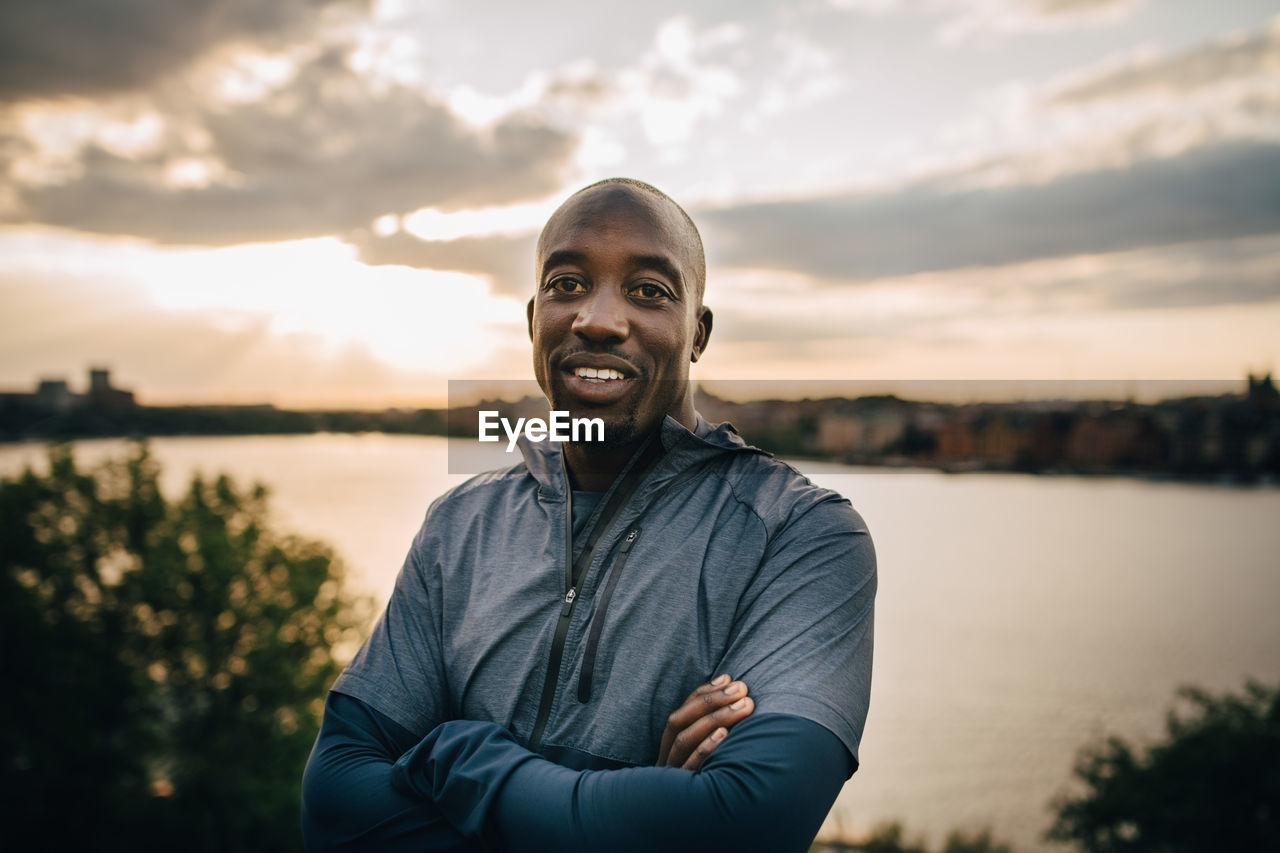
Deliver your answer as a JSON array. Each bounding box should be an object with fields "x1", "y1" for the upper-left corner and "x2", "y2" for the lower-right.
[{"x1": 536, "y1": 178, "x2": 707, "y2": 305}]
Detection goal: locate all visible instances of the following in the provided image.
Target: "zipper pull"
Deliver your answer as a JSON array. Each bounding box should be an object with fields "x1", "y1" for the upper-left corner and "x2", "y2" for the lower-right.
[
  {"x1": 561, "y1": 587, "x2": 577, "y2": 616},
  {"x1": 621, "y1": 528, "x2": 639, "y2": 552}
]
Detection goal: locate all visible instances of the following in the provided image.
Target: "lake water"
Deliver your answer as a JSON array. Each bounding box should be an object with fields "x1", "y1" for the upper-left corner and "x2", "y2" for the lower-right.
[{"x1": 4, "y1": 434, "x2": 1278, "y2": 851}]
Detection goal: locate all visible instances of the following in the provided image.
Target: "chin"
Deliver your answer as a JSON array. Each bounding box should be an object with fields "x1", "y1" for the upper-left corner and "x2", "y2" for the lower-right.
[
  {"x1": 549, "y1": 383, "x2": 669, "y2": 451},
  {"x1": 560, "y1": 408, "x2": 631, "y2": 450},
  {"x1": 551, "y1": 401, "x2": 648, "y2": 450},
  {"x1": 594, "y1": 418, "x2": 642, "y2": 450}
]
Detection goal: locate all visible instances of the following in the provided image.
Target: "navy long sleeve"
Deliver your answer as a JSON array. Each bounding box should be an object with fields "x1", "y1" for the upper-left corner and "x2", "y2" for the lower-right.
[
  {"x1": 392, "y1": 711, "x2": 854, "y2": 853},
  {"x1": 305, "y1": 692, "x2": 853, "y2": 852},
  {"x1": 301, "y1": 692, "x2": 479, "y2": 852}
]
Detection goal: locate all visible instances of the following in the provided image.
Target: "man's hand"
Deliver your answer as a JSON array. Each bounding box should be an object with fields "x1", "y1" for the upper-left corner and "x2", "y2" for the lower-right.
[{"x1": 657, "y1": 674, "x2": 754, "y2": 769}]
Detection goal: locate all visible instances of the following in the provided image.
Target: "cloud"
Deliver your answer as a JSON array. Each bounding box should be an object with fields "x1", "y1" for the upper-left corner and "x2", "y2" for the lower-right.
[
  {"x1": 829, "y1": 0, "x2": 1141, "y2": 36},
  {"x1": 0, "y1": 258, "x2": 508, "y2": 407},
  {"x1": 918, "y1": 232, "x2": 1280, "y2": 315},
  {"x1": 467, "y1": 16, "x2": 744, "y2": 151},
  {"x1": 918, "y1": 16, "x2": 1280, "y2": 194},
  {"x1": 738, "y1": 29, "x2": 846, "y2": 129},
  {"x1": 699, "y1": 232, "x2": 1280, "y2": 387},
  {"x1": 1088, "y1": 234, "x2": 1280, "y2": 311},
  {"x1": 827, "y1": 0, "x2": 901, "y2": 13},
  {"x1": 940, "y1": 0, "x2": 1141, "y2": 42},
  {"x1": 699, "y1": 140, "x2": 1280, "y2": 282},
  {"x1": 0, "y1": 0, "x2": 370, "y2": 103},
  {"x1": 1047, "y1": 19, "x2": 1280, "y2": 105},
  {"x1": 6, "y1": 47, "x2": 577, "y2": 244},
  {"x1": 1026, "y1": 0, "x2": 1134, "y2": 16},
  {"x1": 350, "y1": 229, "x2": 536, "y2": 296},
  {"x1": 345, "y1": 130, "x2": 1280, "y2": 314},
  {"x1": 443, "y1": 14, "x2": 744, "y2": 159},
  {"x1": 0, "y1": 306, "x2": 429, "y2": 408},
  {"x1": 622, "y1": 17, "x2": 743, "y2": 147}
]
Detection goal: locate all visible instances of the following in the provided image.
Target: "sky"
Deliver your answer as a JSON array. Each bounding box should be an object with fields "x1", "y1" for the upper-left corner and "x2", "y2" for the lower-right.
[{"x1": 1, "y1": 0, "x2": 1277, "y2": 407}]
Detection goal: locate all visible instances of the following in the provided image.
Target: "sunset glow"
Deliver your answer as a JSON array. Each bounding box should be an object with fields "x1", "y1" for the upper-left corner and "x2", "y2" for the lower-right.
[{"x1": 2, "y1": 0, "x2": 1277, "y2": 407}]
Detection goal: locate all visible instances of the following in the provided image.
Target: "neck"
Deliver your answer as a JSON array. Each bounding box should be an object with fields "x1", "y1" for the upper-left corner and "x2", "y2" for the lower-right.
[
  {"x1": 564, "y1": 441, "x2": 645, "y2": 492},
  {"x1": 563, "y1": 400, "x2": 696, "y2": 492}
]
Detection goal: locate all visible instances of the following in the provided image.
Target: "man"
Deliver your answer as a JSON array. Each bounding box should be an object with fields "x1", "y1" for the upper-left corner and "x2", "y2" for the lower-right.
[{"x1": 301, "y1": 178, "x2": 876, "y2": 851}]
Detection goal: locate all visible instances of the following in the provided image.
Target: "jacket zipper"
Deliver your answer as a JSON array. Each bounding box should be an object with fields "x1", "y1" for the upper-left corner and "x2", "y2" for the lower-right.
[
  {"x1": 527, "y1": 436, "x2": 665, "y2": 753},
  {"x1": 528, "y1": 470, "x2": 577, "y2": 753},
  {"x1": 527, "y1": 582, "x2": 581, "y2": 751},
  {"x1": 577, "y1": 527, "x2": 640, "y2": 703}
]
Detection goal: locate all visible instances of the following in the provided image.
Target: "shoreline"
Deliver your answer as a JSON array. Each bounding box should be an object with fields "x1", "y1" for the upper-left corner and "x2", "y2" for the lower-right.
[{"x1": 4, "y1": 429, "x2": 1276, "y2": 487}]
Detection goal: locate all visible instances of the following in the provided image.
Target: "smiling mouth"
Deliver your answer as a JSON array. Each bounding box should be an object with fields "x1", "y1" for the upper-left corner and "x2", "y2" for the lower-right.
[
  {"x1": 571, "y1": 366, "x2": 629, "y2": 383},
  {"x1": 559, "y1": 363, "x2": 637, "y2": 407}
]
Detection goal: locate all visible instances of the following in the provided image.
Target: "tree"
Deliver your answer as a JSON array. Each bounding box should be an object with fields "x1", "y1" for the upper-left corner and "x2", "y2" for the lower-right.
[
  {"x1": 1047, "y1": 680, "x2": 1280, "y2": 852},
  {"x1": 812, "y1": 822, "x2": 1012, "y2": 853},
  {"x1": 0, "y1": 444, "x2": 369, "y2": 851}
]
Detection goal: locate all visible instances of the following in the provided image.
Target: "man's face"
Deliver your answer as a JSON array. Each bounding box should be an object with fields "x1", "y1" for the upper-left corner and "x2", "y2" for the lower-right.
[{"x1": 528, "y1": 185, "x2": 711, "y2": 447}]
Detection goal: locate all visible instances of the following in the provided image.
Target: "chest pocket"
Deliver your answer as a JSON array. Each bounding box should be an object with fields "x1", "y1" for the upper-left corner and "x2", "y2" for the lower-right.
[
  {"x1": 577, "y1": 527, "x2": 641, "y2": 702},
  {"x1": 555, "y1": 522, "x2": 752, "y2": 764}
]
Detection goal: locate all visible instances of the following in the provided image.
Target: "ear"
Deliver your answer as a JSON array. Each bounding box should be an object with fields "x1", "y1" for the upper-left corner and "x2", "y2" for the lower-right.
[
  {"x1": 690, "y1": 305, "x2": 713, "y2": 363},
  {"x1": 526, "y1": 297, "x2": 535, "y2": 341}
]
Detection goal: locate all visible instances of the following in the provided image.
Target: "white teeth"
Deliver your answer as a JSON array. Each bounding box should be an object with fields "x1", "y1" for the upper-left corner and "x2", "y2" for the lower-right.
[{"x1": 574, "y1": 366, "x2": 625, "y2": 381}]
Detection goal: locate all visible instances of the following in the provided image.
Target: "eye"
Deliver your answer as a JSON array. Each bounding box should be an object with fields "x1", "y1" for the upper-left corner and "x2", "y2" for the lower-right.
[
  {"x1": 629, "y1": 282, "x2": 668, "y2": 300},
  {"x1": 547, "y1": 276, "x2": 587, "y2": 294}
]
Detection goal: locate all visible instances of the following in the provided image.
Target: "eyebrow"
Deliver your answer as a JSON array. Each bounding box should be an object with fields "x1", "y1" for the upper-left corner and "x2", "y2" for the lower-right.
[{"x1": 541, "y1": 249, "x2": 686, "y2": 297}]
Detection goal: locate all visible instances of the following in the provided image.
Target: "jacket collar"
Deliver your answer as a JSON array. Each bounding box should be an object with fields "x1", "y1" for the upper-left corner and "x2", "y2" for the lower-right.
[{"x1": 517, "y1": 413, "x2": 765, "y2": 499}]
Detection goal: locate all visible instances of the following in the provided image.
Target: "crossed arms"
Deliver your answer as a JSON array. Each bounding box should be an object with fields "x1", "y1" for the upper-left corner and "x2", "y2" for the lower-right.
[{"x1": 301, "y1": 688, "x2": 853, "y2": 852}]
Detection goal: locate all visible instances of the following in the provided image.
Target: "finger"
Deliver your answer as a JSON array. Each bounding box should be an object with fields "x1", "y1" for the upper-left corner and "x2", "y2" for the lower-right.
[
  {"x1": 701, "y1": 673, "x2": 733, "y2": 693},
  {"x1": 665, "y1": 695, "x2": 754, "y2": 768},
  {"x1": 682, "y1": 674, "x2": 732, "y2": 710},
  {"x1": 659, "y1": 675, "x2": 733, "y2": 764},
  {"x1": 668, "y1": 679, "x2": 746, "y2": 732},
  {"x1": 682, "y1": 726, "x2": 727, "y2": 771},
  {"x1": 659, "y1": 675, "x2": 734, "y2": 763},
  {"x1": 714, "y1": 693, "x2": 754, "y2": 728},
  {"x1": 658, "y1": 729, "x2": 672, "y2": 765}
]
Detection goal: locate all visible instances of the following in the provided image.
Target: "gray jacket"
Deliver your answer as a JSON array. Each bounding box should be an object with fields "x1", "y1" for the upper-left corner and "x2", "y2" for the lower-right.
[{"x1": 334, "y1": 414, "x2": 876, "y2": 770}]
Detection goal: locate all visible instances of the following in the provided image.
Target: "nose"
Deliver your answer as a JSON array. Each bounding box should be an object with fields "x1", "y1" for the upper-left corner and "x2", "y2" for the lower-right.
[{"x1": 571, "y1": 287, "x2": 629, "y2": 344}]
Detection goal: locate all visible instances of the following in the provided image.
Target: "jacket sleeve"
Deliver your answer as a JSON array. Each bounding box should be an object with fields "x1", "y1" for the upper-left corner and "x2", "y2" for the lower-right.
[
  {"x1": 715, "y1": 494, "x2": 876, "y2": 768},
  {"x1": 329, "y1": 501, "x2": 453, "y2": 737},
  {"x1": 391, "y1": 712, "x2": 854, "y2": 853}
]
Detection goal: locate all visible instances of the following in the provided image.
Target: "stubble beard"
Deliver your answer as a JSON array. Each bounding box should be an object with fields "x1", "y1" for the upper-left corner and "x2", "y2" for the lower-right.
[
  {"x1": 571, "y1": 380, "x2": 686, "y2": 450},
  {"x1": 588, "y1": 410, "x2": 641, "y2": 450},
  {"x1": 551, "y1": 379, "x2": 658, "y2": 452},
  {"x1": 560, "y1": 397, "x2": 642, "y2": 451}
]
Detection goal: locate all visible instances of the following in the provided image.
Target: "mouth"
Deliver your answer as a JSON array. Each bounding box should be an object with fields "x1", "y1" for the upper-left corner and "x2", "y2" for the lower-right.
[
  {"x1": 570, "y1": 366, "x2": 629, "y2": 383},
  {"x1": 557, "y1": 360, "x2": 637, "y2": 406}
]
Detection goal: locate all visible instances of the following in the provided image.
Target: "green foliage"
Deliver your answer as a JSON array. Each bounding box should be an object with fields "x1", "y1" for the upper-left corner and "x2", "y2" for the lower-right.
[
  {"x1": 860, "y1": 822, "x2": 928, "y2": 853},
  {"x1": 0, "y1": 444, "x2": 369, "y2": 852},
  {"x1": 941, "y1": 828, "x2": 1012, "y2": 853},
  {"x1": 818, "y1": 822, "x2": 1012, "y2": 853},
  {"x1": 1047, "y1": 680, "x2": 1280, "y2": 852}
]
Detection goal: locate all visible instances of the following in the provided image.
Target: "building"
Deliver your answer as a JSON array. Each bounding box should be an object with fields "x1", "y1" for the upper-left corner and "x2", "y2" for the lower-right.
[
  {"x1": 0, "y1": 368, "x2": 135, "y2": 412},
  {"x1": 88, "y1": 367, "x2": 135, "y2": 410}
]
